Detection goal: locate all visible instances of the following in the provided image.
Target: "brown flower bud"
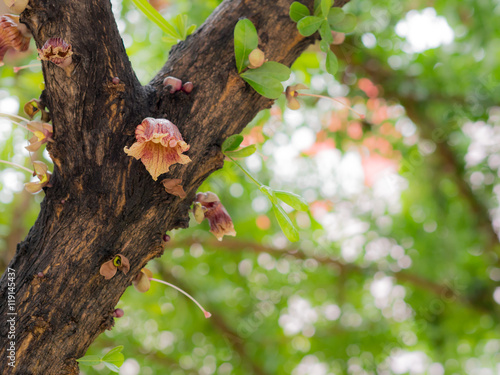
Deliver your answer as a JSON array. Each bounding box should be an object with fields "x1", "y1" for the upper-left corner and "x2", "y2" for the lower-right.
[
  {"x1": 248, "y1": 48, "x2": 265, "y2": 69},
  {"x1": 163, "y1": 76, "x2": 183, "y2": 93},
  {"x1": 181, "y1": 82, "x2": 193, "y2": 93}
]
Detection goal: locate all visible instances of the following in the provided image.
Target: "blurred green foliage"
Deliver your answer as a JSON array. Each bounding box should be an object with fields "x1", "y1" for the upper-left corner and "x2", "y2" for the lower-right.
[{"x1": 1, "y1": 0, "x2": 499, "y2": 374}]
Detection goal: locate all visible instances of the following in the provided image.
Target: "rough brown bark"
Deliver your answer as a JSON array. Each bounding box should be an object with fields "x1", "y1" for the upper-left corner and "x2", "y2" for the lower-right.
[{"x1": 0, "y1": 0, "x2": 350, "y2": 374}]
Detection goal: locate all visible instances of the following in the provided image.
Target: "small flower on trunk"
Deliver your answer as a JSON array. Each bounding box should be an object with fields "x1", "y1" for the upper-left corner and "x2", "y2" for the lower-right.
[
  {"x1": 100, "y1": 254, "x2": 130, "y2": 280},
  {"x1": 38, "y1": 38, "x2": 73, "y2": 68},
  {"x1": 0, "y1": 14, "x2": 31, "y2": 66},
  {"x1": 161, "y1": 178, "x2": 186, "y2": 198},
  {"x1": 25, "y1": 121, "x2": 53, "y2": 152},
  {"x1": 285, "y1": 84, "x2": 308, "y2": 110},
  {"x1": 133, "y1": 268, "x2": 153, "y2": 293},
  {"x1": 124, "y1": 118, "x2": 191, "y2": 181},
  {"x1": 194, "y1": 192, "x2": 236, "y2": 241},
  {"x1": 24, "y1": 161, "x2": 51, "y2": 194}
]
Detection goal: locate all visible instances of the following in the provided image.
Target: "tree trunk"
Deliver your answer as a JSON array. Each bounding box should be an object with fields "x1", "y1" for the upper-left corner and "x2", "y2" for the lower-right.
[{"x1": 0, "y1": 0, "x2": 349, "y2": 373}]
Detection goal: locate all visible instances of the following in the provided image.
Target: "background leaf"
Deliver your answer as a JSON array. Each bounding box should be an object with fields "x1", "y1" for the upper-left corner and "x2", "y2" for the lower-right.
[
  {"x1": 130, "y1": 0, "x2": 182, "y2": 39},
  {"x1": 272, "y1": 204, "x2": 300, "y2": 242},
  {"x1": 225, "y1": 145, "x2": 257, "y2": 158},
  {"x1": 76, "y1": 355, "x2": 101, "y2": 366},
  {"x1": 222, "y1": 135, "x2": 244, "y2": 152},
  {"x1": 289, "y1": 2, "x2": 310, "y2": 22},
  {"x1": 234, "y1": 19, "x2": 259, "y2": 73},
  {"x1": 240, "y1": 62, "x2": 291, "y2": 99},
  {"x1": 321, "y1": 0, "x2": 333, "y2": 18},
  {"x1": 273, "y1": 190, "x2": 309, "y2": 211},
  {"x1": 326, "y1": 49, "x2": 338, "y2": 75},
  {"x1": 332, "y1": 13, "x2": 356, "y2": 33},
  {"x1": 297, "y1": 16, "x2": 324, "y2": 36}
]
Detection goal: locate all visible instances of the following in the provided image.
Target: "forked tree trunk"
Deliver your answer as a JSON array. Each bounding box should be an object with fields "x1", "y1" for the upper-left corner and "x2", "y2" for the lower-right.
[{"x1": 0, "y1": 0, "x2": 348, "y2": 373}]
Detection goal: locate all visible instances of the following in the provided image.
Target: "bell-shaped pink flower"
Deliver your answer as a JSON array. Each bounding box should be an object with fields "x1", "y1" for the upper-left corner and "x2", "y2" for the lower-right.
[
  {"x1": 37, "y1": 37, "x2": 73, "y2": 68},
  {"x1": 0, "y1": 15, "x2": 31, "y2": 66},
  {"x1": 195, "y1": 192, "x2": 236, "y2": 241},
  {"x1": 124, "y1": 118, "x2": 191, "y2": 180}
]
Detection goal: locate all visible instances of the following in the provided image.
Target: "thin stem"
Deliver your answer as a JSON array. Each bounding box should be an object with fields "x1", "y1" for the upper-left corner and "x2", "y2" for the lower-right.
[
  {"x1": 0, "y1": 160, "x2": 33, "y2": 174},
  {"x1": 298, "y1": 93, "x2": 365, "y2": 118},
  {"x1": 226, "y1": 154, "x2": 262, "y2": 187},
  {"x1": 149, "y1": 278, "x2": 211, "y2": 318},
  {"x1": 14, "y1": 63, "x2": 41, "y2": 73},
  {"x1": 10, "y1": 120, "x2": 29, "y2": 131},
  {"x1": 0, "y1": 112, "x2": 28, "y2": 123}
]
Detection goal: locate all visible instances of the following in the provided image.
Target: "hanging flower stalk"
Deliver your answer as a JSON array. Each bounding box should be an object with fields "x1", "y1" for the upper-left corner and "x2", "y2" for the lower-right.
[
  {"x1": 133, "y1": 269, "x2": 211, "y2": 318},
  {"x1": 0, "y1": 113, "x2": 54, "y2": 151},
  {"x1": 285, "y1": 84, "x2": 364, "y2": 118},
  {"x1": 193, "y1": 192, "x2": 236, "y2": 241},
  {"x1": 124, "y1": 118, "x2": 191, "y2": 181},
  {"x1": 0, "y1": 160, "x2": 51, "y2": 193}
]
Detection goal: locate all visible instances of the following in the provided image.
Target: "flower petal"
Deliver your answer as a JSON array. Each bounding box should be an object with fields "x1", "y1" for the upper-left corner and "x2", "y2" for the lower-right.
[
  {"x1": 100, "y1": 260, "x2": 118, "y2": 280},
  {"x1": 124, "y1": 118, "x2": 191, "y2": 181},
  {"x1": 194, "y1": 192, "x2": 236, "y2": 241},
  {"x1": 0, "y1": 14, "x2": 31, "y2": 65},
  {"x1": 38, "y1": 38, "x2": 73, "y2": 67},
  {"x1": 115, "y1": 254, "x2": 130, "y2": 275},
  {"x1": 162, "y1": 178, "x2": 187, "y2": 198},
  {"x1": 24, "y1": 181, "x2": 42, "y2": 194},
  {"x1": 132, "y1": 269, "x2": 151, "y2": 293}
]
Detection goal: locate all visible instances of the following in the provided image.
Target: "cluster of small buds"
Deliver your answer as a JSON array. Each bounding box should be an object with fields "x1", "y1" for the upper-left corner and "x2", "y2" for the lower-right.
[{"x1": 163, "y1": 76, "x2": 193, "y2": 94}]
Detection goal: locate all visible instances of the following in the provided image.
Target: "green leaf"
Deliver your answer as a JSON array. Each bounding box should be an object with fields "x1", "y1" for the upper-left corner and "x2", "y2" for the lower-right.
[
  {"x1": 250, "y1": 61, "x2": 291, "y2": 81},
  {"x1": 319, "y1": 20, "x2": 333, "y2": 45},
  {"x1": 272, "y1": 204, "x2": 300, "y2": 242},
  {"x1": 172, "y1": 14, "x2": 187, "y2": 39},
  {"x1": 130, "y1": 0, "x2": 181, "y2": 39},
  {"x1": 332, "y1": 13, "x2": 356, "y2": 33},
  {"x1": 273, "y1": 190, "x2": 309, "y2": 211},
  {"x1": 101, "y1": 346, "x2": 124, "y2": 372},
  {"x1": 289, "y1": 2, "x2": 310, "y2": 22},
  {"x1": 260, "y1": 185, "x2": 275, "y2": 201},
  {"x1": 102, "y1": 346, "x2": 124, "y2": 362},
  {"x1": 234, "y1": 19, "x2": 259, "y2": 73},
  {"x1": 326, "y1": 50, "x2": 338, "y2": 75},
  {"x1": 297, "y1": 16, "x2": 324, "y2": 37},
  {"x1": 186, "y1": 24, "x2": 196, "y2": 36},
  {"x1": 225, "y1": 145, "x2": 256, "y2": 158},
  {"x1": 327, "y1": 7, "x2": 345, "y2": 27},
  {"x1": 103, "y1": 362, "x2": 121, "y2": 373},
  {"x1": 319, "y1": 40, "x2": 329, "y2": 52},
  {"x1": 222, "y1": 135, "x2": 244, "y2": 152},
  {"x1": 76, "y1": 355, "x2": 101, "y2": 367},
  {"x1": 240, "y1": 62, "x2": 291, "y2": 99},
  {"x1": 321, "y1": 0, "x2": 333, "y2": 18},
  {"x1": 313, "y1": 0, "x2": 322, "y2": 16}
]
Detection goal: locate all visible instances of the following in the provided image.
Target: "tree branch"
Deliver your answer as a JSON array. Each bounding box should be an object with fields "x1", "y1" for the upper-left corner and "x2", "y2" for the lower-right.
[{"x1": 0, "y1": 0, "x2": 352, "y2": 373}]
